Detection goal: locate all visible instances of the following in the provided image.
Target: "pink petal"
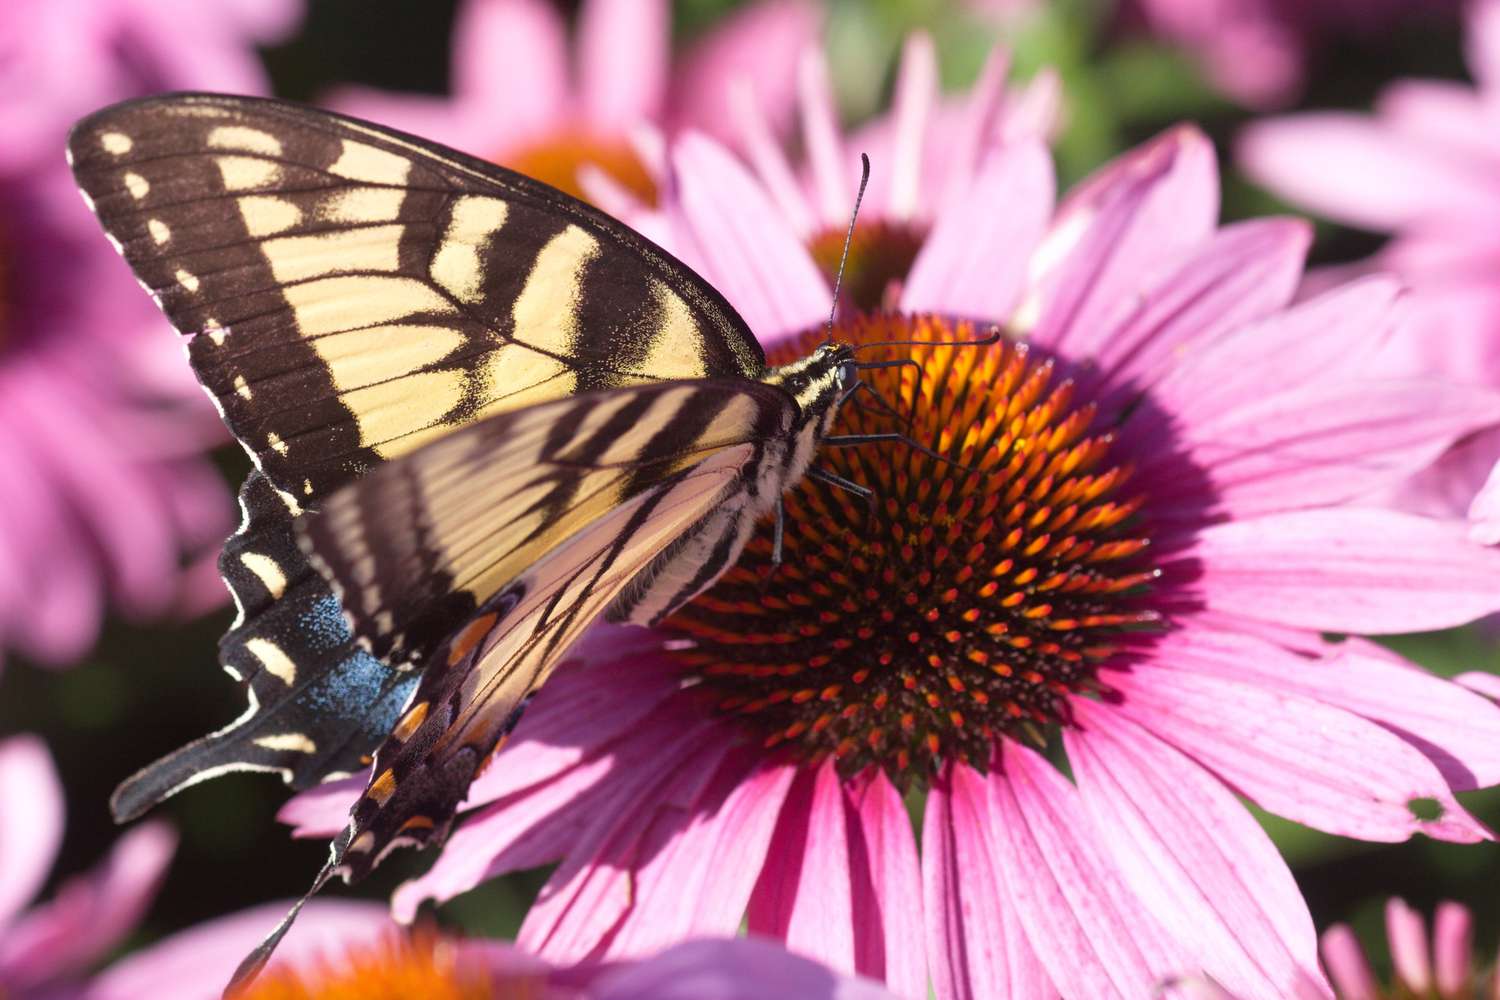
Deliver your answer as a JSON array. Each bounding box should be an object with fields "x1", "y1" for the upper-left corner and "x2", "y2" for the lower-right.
[
  {"x1": 1149, "y1": 276, "x2": 1406, "y2": 426},
  {"x1": 1319, "y1": 925, "x2": 1379, "y2": 1000},
  {"x1": 453, "y1": 0, "x2": 570, "y2": 131},
  {"x1": 1467, "y1": 0, "x2": 1500, "y2": 92},
  {"x1": 0, "y1": 735, "x2": 64, "y2": 930},
  {"x1": 1091, "y1": 218, "x2": 1310, "y2": 395},
  {"x1": 1187, "y1": 508, "x2": 1500, "y2": 633},
  {"x1": 922, "y1": 763, "x2": 1053, "y2": 1000},
  {"x1": 1458, "y1": 670, "x2": 1500, "y2": 701},
  {"x1": 1237, "y1": 114, "x2": 1500, "y2": 231},
  {"x1": 519, "y1": 722, "x2": 733, "y2": 963},
  {"x1": 1021, "y1": 126, "x2": 1219, "y2": 354},
  {"x1": 668, "y1": 0, "x2": 822, "y2": 147},
  {"x1": 1433, "y1": 902, "x2": 1474, "y2": 996},
  {"x1": 1104, "y1": 661, "x2": 1491, "y2": 843},
  {"x1": 85, "y1": 900, "x2": 393, "y2": 1000},
  {"x1": 669, "y1": 131, "x2": 830, "y2": 341},
  {"x1": 846, "y1": 770, "x2": 925, "y2": 995},
  {"x1": 729, "y1": 79, "x2": 816, "y2": 236},
  {"x1": 578, "y1": 0, "x2": 668, "y2": 127},
  {"x1": 746, "y1": 763, "x2": 856, "y2": 978},
  {"x1": 0, "y1": 821, "x2": 175, "y2": 987},
  {"x1": 987, "y1": 743, "x2": 1183, "y2": 999},
  {"x1": 1065, "y1": 701, "x2": 1327, "y2": 998},
  {"x1": 1384, "y1": 898, "x2": 1432, "y2": 993},
  {"x1": 1152, "y1": 380, "x2": 1500, "y2": 520},
  {"x1": 935, "y1": 45, "x2": 1011, "y2": 214},
  {"x1": 321, "y1": 87, "x2": 497, "y2": 160},
  {"x1": 1471, "y1": 457, "x2": 1500, "y2": 544},
  {"x1": 797, "y1": 48, "x2": 850, "y2": 227},
  {"x1": 883, "y1": 33, "x2": 938, "y2": 222},
  {"x1": 1145, "y1": 626, "x2": 1500, "y2": 791},
  {"x1": 1377, "y1": 80, "x2": 1500, "y2": 164},
  {"x1": 901, "y1": 141, "x2": 1054, "y2": 323},
  {"x1": 585, "y1": 937, "x2": 900, "y2": 1000},
  {"x1": 604, "y1": 754, "x2": 795, "y2": 956}
]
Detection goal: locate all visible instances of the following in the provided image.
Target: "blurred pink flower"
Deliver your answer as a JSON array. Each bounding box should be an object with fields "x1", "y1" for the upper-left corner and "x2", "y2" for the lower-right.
[
  {"x1": 288, "y1": 125, "x2": 1500, "y2": 998},
  {"x1": 1181, "y1": 898, "x2": 1494, "y2": 999},
  {"x1": 607, "y1": 34, "x2": 1061, "y2": 314},
  {"x1": 0, "y1": 0, "x2": 276, "y2": 667},
  {"x1": 1239, "y1": 0, "x2": 1500, "y2": 526},
  {"x1": 1473, "y1": 458, "x2": 1500, "y2": 544},
  {"x1": 327, "y1": 0, "x2": 818, "y2": 204},
  {"x1": 1127, "y1": 0, "x2": 1459, "y2": 109},
  {"x1": 97, "y1": 920, "x2": 895, "y2": 1000},
  {"x1": 0, "y1": 734, "x2": 176, "y2": 996}
]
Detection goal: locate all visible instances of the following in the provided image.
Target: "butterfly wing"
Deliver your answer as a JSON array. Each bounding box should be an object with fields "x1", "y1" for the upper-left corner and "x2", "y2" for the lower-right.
[
  {"x1": 229, "y1": 380, "x2": 792, "y2": 988},
  {"x1": 70, "y1": 93, "x2": 768, "y2": 814}
]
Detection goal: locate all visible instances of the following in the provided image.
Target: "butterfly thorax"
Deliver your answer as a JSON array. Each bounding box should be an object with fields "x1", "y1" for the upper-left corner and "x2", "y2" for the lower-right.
[{"x1": 607, "y1": 343, "x2": 856, "y2": 628}]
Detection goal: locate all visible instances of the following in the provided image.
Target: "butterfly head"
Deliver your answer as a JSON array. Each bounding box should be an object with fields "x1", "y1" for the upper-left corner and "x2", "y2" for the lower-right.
[{"x1": 764, "y1": 342, "x2": 857, "y2": 432}]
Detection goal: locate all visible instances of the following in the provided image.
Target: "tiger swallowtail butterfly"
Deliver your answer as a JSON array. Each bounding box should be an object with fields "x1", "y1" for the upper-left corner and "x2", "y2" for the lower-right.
[{"x1": 67, "y1": 92, "x2": 887, "y2": 987}]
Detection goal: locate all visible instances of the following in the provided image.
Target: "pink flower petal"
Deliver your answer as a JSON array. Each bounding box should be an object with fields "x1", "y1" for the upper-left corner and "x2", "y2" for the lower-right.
[
  {"x1": 1149, "y1": 276, "x2": 1406, "y2": 428},
  {"x1": 669, "y1": 131, "x2": 830, "y2": 340},
  {"x1": 0, "y1": 735, "x2": 64, "y2": 930},
  {"x1": 1091, "y1": 218, "x2": 1310, "y2": 396},
  {"x1": 668, "y1": 0, "x2": 821, "y2": 148},
  {"x1": 578, "y1": 0, "x2": 668, "y2": 128},
  {"x1": 453, "y1": 0, "x2": 570, "y2": 131},
  {"x1": 901, "y1": 141, "x2": 1053, "y2": 323},
  {"x1": 1104, "y1": 661, "x2": 1491, "y2": 843},
  {"x1": 1470, "y1": 456, "x2": 1500, "y2": 544},
  {"x1": 1384, "y1": 898, "x2": 1431, "y2": 993},
  {"x1": 1467, "y1": 0, "x2": 1500, "y2": 92},
  {"x1": 797, "y1": 48, "x2": 850, "y2": 227},
  {"x1": 935, "y1": 45, "x2": 1011, "y2": 214},
  {"x1": 604, "y1": 754, "x2": 795, "y2": 956},
  {"x1": 1319, "y1": 925, "x2": 1379, "y2": 1000},
  {"x1": 519, "y1": 722, "x2": 733, "y2": 963},
  {"x1": 883, "y1": 33, "x2": 937, "y2": 222},
  {"x1": 846, "y1": 770, "x2": 925, "y2": 996},
  {"x1": 1021, "y1": 126, "x2": 1219, "y2": 354},
  {"x1": 85, "y1": 900, "x2": 393, "y2": 1000},
  {"x1": 1457, "y1": 670, "x2": 1500, "y2": 701},
  {"x1": 585, "y1": 937, "x2": 901, "y2": 1000},
  {"x1": 1065, "y1": 701, "x2": 1327, "y2": 998},
  {"x1": 987, "y1": 743, "x2": 1184, "y2": 999},
  {"x1": 1187, "y1": 508, "x2": 1500, "y2": 634},
  {"x1": 278, "y1": 775, "x2": 363, "y2": 839},
  {"x1": 729, "y1": 79, "x2": 816, "y2": 236},
  {"x1": 1143, "y1": 626, "x2": 1500, "y2": 792},
  {"x1": 1237, "y1": 114, "x2": 1500, "y2": 231},
  {"x1": 922, "y1": 763, "x2": 1053, "y2": 1000},
  {"x1": 1153, "y1": 380, "x2": 1500, "y2": 520},
  {"x1": 747, "y1": 763, "x2": 856, "y2": 978},
  {"x1": 1433, "y1": 902, "x2": 1473, "y2": 996},
  {"x1": 1377, "y1": 80, "x2": 1500, "y2": 163}
]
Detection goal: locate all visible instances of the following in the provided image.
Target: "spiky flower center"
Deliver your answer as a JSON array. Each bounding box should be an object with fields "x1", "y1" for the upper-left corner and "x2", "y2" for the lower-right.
[
  {"x1": 808, "y1": 221, "x2": 926, "y2": 312},
  {"x1": 234, "y1": 932, "x2": 541, "y2": 1000},
  {"x1": 504, "y1": 130, "x2": 656, "y2": 206},
  {"x1": 664, "y1": 315, "x2": 1159, "y2": 778}
]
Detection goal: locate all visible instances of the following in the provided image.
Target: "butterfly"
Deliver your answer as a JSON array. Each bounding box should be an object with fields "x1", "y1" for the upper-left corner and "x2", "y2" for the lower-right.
[{"x1": 65, "y1": 92, "x2": 922, "y2": 985}]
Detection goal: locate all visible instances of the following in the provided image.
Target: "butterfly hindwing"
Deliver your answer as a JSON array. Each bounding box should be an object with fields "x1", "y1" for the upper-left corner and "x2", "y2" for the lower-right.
[{"x1": 67, "y1": 92, "x2": 766, "y2": 503}]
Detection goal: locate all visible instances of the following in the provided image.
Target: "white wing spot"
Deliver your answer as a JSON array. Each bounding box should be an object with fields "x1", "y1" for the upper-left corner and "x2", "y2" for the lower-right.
[
  {"x1": 100, "y1": 131, "x2": 132, "y2": 155},
  {"x1": 233, "y1": 374, "x2": 253, "y2": 400},
  {"x1": 148, "y1": 218, "x2": 170, "y2": 245},
  {"x1": 267, "y1": 431, "x2": 289, "y2": 457},
  {"x1": 124, "y1": 172, "x2": 149, "y2": 200},
  {"x1": 174, "y1": 268, "x2": 200, "y2": 293},
  {"x1": 203, "y1": 318, "x2": 227, "y2": 346},
  {"x1": 245, "y1": 638, "x2": 297, "y2": 685},
  {"x1": 253, "y1": 733, "x2": 318, "y2": 754}
]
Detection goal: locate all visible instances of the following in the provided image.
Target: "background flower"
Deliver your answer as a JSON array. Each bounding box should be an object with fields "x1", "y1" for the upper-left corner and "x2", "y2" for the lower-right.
[{"x1": 1238, "y1": 0, "x2": 1500, "y2": 526}]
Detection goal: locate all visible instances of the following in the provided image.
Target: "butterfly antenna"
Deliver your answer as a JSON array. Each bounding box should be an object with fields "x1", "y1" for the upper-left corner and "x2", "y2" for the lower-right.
[{"x1": 824, "y1": 153, "x2": 872, "y2": 346}]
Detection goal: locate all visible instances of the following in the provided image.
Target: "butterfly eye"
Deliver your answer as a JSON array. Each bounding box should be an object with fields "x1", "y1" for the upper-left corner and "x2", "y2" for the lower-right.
[{"x1": 839, "y1": 359, "x2": 859, "y2": 387}]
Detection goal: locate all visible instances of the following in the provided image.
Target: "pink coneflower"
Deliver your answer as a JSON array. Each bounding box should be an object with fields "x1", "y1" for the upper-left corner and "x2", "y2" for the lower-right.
[
  {"x1": 327, "y1": 0, "x2": 817, "y2": 205},
  {"x1": 0, "y1": 2, "x2": 285, "y2": 667},
  {"x1": 1238, "y1": 0, "x2": 1500, "y2": 530},
  {"x1": 1124, "y1": 0, "x2": 1460, "y2": 109},
  {"x1": 1180, "y1": 898, "x2": 1495, "y2": 1000},
  {"x1": 611, "y1": 33, "x2": 1060, "y2": 314},
  {"x1": 1474, "y1": 459, "x2": 1500, "y2": 544},
  {"x1": 0, "y1": 733, "x2": 176, "y2": 995},
  {"x1": 286, "y1": 126, "x2": 1500, "y2": 998}
]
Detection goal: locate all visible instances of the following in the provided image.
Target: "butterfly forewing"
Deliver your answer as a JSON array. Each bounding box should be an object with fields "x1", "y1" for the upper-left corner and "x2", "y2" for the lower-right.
[{"x1": 67, "y1": 92, "x2": 765, "y2": 503}]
